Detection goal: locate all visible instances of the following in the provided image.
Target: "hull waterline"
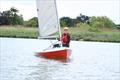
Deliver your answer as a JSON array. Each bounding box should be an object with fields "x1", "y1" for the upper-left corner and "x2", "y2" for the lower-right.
[{"x1": 36, "y1": 48, "x2": 71, "y2": 59}]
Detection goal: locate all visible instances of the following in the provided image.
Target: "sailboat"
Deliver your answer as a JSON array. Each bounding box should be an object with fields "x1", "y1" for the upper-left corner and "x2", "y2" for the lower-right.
[{"x1": 36, "y1": 0, "x2": 71, "y2": 59}]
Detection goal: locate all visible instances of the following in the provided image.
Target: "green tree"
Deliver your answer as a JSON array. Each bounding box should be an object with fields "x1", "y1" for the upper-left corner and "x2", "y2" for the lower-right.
[
  {"x1": 0, "y1": 10, "x2": 12, "y2": 25},
  {"x1": 0, "y1": 7, "x2": 24, "y2": 25},
  {"x1": 89, "y1": 16, "x2": 116, "y2": 32},
  {"x1": 76, "y1": 14, "x2": 90, "y2": 24},
  {"x1": 90, "y1": 16, "x2": 115, "y2": 28},
  {"x1": 10, "y1": 7, "x2": 18, "y2": 15},
  {"x1": 10, "y1": 7, "x2": 21, "y2": 25},
  {"x1": 60, "y1": 17, "x2": 75, "y2": 27},
  {"x1": 24, "y1": 17, "x2": 38, "y2": 27}
]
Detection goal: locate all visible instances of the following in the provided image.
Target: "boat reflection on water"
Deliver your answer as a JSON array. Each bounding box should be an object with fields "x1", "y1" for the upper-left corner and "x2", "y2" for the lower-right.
[{"x1": 54, "y1": 58, "x2": 71, "y2": 63}]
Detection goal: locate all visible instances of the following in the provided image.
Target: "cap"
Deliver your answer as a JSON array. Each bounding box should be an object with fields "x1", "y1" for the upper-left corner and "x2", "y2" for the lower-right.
[{"x1": 64, "y1": 27, "x2": 69, "y2": 30}]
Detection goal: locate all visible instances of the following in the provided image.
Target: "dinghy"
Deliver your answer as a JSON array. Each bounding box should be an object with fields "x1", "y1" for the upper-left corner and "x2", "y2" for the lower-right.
[
  {"x1": 36, "y1": 0, "x2": 71, "y2": 59},
  {"x1": 36, "y1": 47, "x2": 71, "y2": 59}
]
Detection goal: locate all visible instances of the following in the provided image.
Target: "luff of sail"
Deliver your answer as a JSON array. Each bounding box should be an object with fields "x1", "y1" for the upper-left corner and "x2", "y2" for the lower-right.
[{"x1": 36, "y1": 0, "x2": 60, "y2": 38}]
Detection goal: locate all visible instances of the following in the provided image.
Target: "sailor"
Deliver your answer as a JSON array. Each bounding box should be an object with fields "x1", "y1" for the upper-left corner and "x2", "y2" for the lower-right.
[{"x1": 61, "y1": 27, "x2": 70, "y2": 47}]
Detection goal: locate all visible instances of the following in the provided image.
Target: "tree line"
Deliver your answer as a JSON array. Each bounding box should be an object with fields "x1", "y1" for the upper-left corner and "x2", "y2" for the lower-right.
[
  {"x1": 0, "y1": 7, "x2": 117, "y2": 30},
  {"x1": 0, "y1": 7, "x2": 24, "y2": 25},
  {"x1": 60, "y1": 14, "x2": 90, "y2": 27}
]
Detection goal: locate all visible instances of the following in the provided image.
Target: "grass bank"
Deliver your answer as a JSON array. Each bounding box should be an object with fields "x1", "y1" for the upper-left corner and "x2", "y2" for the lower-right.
[
  {"x1": 0, "y1": 25, "x2": 39, "y2": 38},
  {"x1": 0, "y1": 25, "x2": 120, "y2": 43}
]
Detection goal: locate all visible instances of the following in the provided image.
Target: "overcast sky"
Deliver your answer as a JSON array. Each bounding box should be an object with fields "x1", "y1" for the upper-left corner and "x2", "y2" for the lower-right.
[{"x1": 0, "y1": 0, "x2": 120, "y2": 24}]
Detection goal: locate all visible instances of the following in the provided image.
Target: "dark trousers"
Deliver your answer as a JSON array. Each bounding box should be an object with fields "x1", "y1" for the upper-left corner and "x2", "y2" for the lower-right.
[
  {"x1": 53, "y1": 44, "x2": 60, "y2": 48},
  {"x1": 62, "y1": 44, "x2": 69, "y2": 47},
  {"x1": 53, "y1": 43, "x2": 69, "y2": 48}
]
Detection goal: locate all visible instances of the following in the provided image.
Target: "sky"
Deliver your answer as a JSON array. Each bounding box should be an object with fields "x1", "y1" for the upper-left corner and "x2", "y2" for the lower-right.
[{"x1": 0, "y1": 0, "x2": 120, "y2": 24}]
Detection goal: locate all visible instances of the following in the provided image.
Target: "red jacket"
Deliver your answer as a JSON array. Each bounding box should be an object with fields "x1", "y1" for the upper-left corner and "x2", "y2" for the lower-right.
[{"x1": 61, "y1": 33, "x2": 70, "y2": 45}]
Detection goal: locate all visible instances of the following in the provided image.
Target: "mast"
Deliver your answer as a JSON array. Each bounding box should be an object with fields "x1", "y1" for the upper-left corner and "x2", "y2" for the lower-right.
[{"x1": 54, "y1": 0, "x2": 62, "y2": 47}]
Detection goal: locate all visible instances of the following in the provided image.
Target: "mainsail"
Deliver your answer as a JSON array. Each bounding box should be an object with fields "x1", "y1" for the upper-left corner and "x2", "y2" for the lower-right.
[{"x1": 36, "y1": 0, "x2": 60, "y2": 38}]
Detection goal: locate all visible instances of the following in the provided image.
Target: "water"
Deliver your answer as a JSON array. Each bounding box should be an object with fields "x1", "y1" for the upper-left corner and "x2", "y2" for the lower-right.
[{"x1": 0, "y1": 38, "x2": 120, "y2": 80}]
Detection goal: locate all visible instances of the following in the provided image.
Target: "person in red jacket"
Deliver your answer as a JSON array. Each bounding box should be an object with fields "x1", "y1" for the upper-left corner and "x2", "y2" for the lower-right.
[{"x1": 61, "y1": 27, "x2": 70, "y2": 47}]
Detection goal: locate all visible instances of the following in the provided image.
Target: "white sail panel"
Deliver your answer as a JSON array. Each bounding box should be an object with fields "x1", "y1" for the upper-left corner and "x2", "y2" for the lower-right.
[{"x1": 36, "y1": 0, "x2": 59, "y2": 37}]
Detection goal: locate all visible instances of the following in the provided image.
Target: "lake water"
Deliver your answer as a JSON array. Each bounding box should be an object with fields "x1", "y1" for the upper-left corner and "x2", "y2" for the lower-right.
[{"x1": 0, "y1": 38, "x2": 120, "y2": 80}]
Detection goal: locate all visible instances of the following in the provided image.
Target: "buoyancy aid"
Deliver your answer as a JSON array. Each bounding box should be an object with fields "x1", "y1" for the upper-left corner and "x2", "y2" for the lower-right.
[{"x1": 61, "y1": 33, "x2": 70, "y2": 44}]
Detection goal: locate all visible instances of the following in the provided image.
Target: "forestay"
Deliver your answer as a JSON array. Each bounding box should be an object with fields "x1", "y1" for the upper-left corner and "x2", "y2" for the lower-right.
[{"x1": 36, "y1": 0, "x2": 60, "y2": 38}]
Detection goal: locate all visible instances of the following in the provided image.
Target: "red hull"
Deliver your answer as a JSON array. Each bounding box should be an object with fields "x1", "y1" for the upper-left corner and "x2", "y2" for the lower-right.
[{"x1": 36, "y1": 48, "x2": 71, "y2": 59}]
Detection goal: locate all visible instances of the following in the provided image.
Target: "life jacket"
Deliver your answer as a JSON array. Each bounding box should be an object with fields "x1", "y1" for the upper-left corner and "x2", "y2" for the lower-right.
[{"x1": 61, "y1": 33, "x2": 70, "y2": 44}]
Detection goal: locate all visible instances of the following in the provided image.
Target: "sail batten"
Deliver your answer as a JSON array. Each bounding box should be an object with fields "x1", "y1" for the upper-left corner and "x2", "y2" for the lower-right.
[{"x1": 36, "y1": 0, "x2": 59, "y2": 37}]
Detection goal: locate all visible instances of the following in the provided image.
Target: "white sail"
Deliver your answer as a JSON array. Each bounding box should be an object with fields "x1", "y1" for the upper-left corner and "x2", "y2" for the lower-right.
[{"x1": 36, "y1": 0, "x2": 60, "y2": 37}]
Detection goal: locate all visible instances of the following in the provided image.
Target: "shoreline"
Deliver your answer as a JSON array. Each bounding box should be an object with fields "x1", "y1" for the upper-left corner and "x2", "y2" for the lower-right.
[
  {"x1": 0, "y1": 26, "x2": 120, "y2": 43},
  {"x1": 0, "y1": 36, "x2": 119, "y2": 43}
]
